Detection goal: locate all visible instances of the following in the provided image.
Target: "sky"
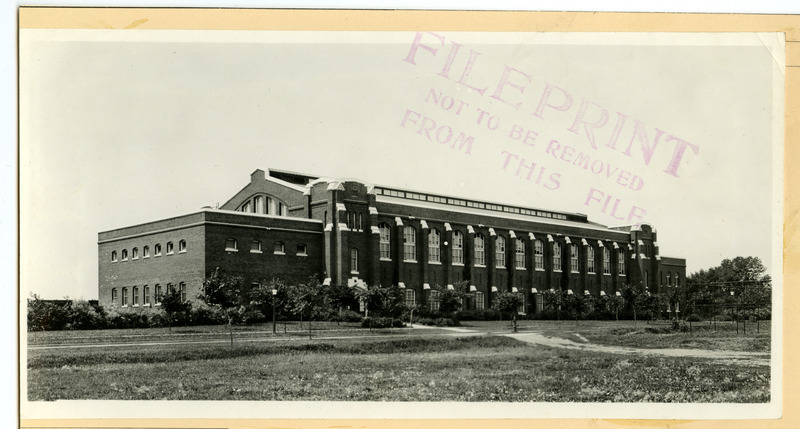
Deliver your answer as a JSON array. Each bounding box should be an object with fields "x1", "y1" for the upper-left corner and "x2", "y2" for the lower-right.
[{"x1": 18, "y1": 30, "x2": 783, "y2": 300}]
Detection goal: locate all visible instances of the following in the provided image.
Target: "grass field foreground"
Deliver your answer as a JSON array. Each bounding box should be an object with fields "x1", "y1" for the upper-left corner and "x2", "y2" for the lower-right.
[{"x1": 28, "y1": 334, "x2": 770, "y2": 403}]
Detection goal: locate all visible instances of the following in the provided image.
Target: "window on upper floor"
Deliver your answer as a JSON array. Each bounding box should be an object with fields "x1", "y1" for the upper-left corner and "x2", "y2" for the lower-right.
[
  {"x1": 166, "y1": 241, "x2": 174, "y2": 255},
  {"x1": 428, "y1": 229, "x2": 441, "y2": 263},
  {"x1": 495, "y1": 236, "x2": 506, "y2": 268},
  {"x1": 618, "y1": 249, "x2": 626, "y2": 275},
  {"x1": 350, "y1": 248, "x2": 359, "y2": 273},
  {"x1": 570, "y1": 244, "x2": 579, "y2": 273},
  {"x1": 132, "y1": 286, "x2": 139, "y2": 306},
  {"x1": 251, "y1": 240, "x2": 262, "y2": 253},
  {"x1": 111, "y1": 251, "x2": 118, "y2": 262},
  {"x1": 155, "y1": 244, "x2": 162, "y2": 256},
  {"x1": 586, "y1": 246, "x2": 595, "y2": 274},
  {"x1": 179, "y1": 240, "x2": 186, "y2": 253},
  {"x1": 225, "y1": 238, "x2": 238, "y2": 251},
  {"x1": 452, "y1": 231, "x2": 464, "y2": 265},
  {"x1": 132, "y1": 247, "x2": 139, "y2": 260},
  {"x1": 603, "y1": 248, "x2": 611, "y2": 274},
  {"x1": 297, "y1": 244, "x2": 308, "y2": 256},
  {"x1": 254, "y1": 195, "x2": 265, "y2": 214},
  {"x1": 274, "y1": 242, "x2": 285, "y2": 255},
  {"x1": 515, "y1": 238, "x2": 526, "y2": 269},
  {"x1": 534, "y1": 240, "x2": 544, "y2": 270},
  {"x1": 553, "y1": 242, "x2": 562, "y2": 272},
  {"x1": 143, "y1": 245, "x2": 150, "y2": 258},
  {"x1": 379, "y1": 223, "x2": 391, "y2": 260},
  {"x1": 403, "y1": 226, "x2": 416, "y2": 262},
  {"x1": 474, "y1": 233, "x2": 486, "y2": 266},
  {"x1": 121, "y1": 249, "x2": 128, "y2": 261}
]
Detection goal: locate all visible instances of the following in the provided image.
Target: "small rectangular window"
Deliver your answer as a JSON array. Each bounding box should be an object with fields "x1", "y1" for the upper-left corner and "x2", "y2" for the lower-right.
[
  {"x1": 274, "y1": 242, "x2": 285, "y2": 254},
  {"x1": 251, "y1": 240, "x2": 262, "y2": 253},
  {"x1": 226, "y1": 238, "x2": 238, "y2": 251},
  {"x1": 297, "y1": 244, "x2": 308, "y2": 256}
]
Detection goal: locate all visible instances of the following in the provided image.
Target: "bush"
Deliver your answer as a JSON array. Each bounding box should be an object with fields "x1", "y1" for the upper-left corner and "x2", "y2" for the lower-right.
[
  {"x1": 332, "y1": 310, "x2": 364, "y2": 323},
  {"x1": 67, "y1": 301, "x2": 107, "y2": 330},
  {"x1": 361, "y1": 317, "x2": 404, "y2": 329},
  {"x1": 686, "y1": 313, "x2": 703, "y2": 322},
  {"x1": 454, "y1": 309, "x2": 500, "y2": 321},
  {"x1": 416, "y1": 317, "x2": 460, "y2": 327}
]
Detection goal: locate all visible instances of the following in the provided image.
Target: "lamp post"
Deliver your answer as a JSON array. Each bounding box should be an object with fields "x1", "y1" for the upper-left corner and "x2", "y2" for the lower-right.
[{"x1": 272, "y1": 288, "x2": 278, "y2": 335}]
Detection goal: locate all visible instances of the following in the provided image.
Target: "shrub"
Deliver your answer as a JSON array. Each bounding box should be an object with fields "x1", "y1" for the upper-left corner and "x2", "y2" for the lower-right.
[
  {"x1": 361, "y1": 317, "x2": 403, "y2": 329},
  {"x1": 686, "y1": 313, "x2": 703, "y2": 322},
  {"x1": 332, "y1": 310, "x2": 364, "y2": 323},
  {"x1": 67, "y1": 300, "x2": 107, "y2": 330}
]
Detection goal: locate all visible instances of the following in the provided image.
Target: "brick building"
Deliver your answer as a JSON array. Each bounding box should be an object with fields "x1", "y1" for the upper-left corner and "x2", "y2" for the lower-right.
[{"x1": 98, "y1": 168, "x2": 686, "y2": 315}]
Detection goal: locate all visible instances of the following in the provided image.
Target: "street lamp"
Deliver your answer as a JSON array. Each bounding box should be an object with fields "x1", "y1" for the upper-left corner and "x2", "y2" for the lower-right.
[{"x1": 272, "y1": 288, "x2": 278, "y2": 335}]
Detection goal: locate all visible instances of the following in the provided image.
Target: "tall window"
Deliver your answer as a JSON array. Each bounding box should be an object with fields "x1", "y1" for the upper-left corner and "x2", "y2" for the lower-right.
[
  {"x1": 495, "y1": 236, "x2": 506, "y2": 268},
  {"x1": 111, "y1": 288, "x2": 117, "y2": 304},
  {"x1": 403, "y1": 226, "x2": 416, "y2": 261},
  {"x1": 111, "y1": 251, "x2": 117, "y2": 262},
  {"x1": 644, "y1": 270, "x2": 649, "y2": 289},
  {"x1": 254, "y1": 195, "x2": 264, "y2": 214},
  {"x1": 121, "y1": 249, "x2": 128, "y2": 261},
  {"x1": 674, "y1": 273, "x2": 680, "y2": 286},
  {"x1": 132, "y1": 286, "x2": 139, "y2": 306},
  {"x1": 143, "y1": 246, "x2": 150, "y2": 258},
  {"x1": 515, "y1": 238, "x2": 526, "y2": 269},
  {"x1": 155, "y1": 244, "x2": 162, "y2": 256},
  {"x1": 405, "y1": 289, "x2": 415, "y2": 307},
  {"x1": 179, "y1": 240, "x2": 187, "y2": 253},
  {"x1": 166, "y1": 241, "x2": 174, "y2": 254},
  {"x1": 429, "y1": 290, "x2": 440, "y2": 311},
  {"x1": 553, "y1": 242, "x2": 562, "y2": 272},
  {"x1": 586, "y1": 246, "x2": 595, "y2": 274},
  {"x1": 570, "y1": 244, "x2": 579, "y2": 273},
  {"x1": 428, "y1": 229, "x2": 441, "y2": 263},
  {"x1": 667, "y1": 272, "x2": 671, "y2": 286},
  {"x1": 144, "y1": 285, "x2": 151, "y2": 305},
  {"x1": 154, "y1": 284, "x2": 162, "y2": 305},
  {"x1": 474, "y1": 233, "x2": 486, "y2": 266},
  {"x1": 179, "y1": 282, "x2": 186, "y2": 302},
  {"x1": 122, "y1": 287, "x2": 128, "y2": 306},
  {"x1": 516, "y1": 293, "x2": 525, "y2": 314},
  {"x1": 534, "y1": 240, "x2": 544, "y2": 270},
  {"x1": 350, "y1": 248, "x2": 359, "y2": 273},
  {"x1": 475, "y1": 291, "x2": 485, "y2": 310},
  {"x1": 452, "y1": 231, "x2": 464, "y2": 265},
  {"x1": 379, "y1": 223, "x2": 391, "y2": 260},
  {"x1": 603, "y1": 248, "x2": 611, "y2": 274},
  {"x1": 132, "y1": 247, "x2": 138, "y2": 260},
  {"x1": 618, "y1": 249, "x2": 626, "y2": 275}
]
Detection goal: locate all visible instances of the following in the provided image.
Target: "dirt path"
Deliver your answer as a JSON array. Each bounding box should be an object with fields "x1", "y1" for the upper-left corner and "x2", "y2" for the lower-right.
[{"x1": 505, "y1": 332, "x2": 770, "y2": 366}]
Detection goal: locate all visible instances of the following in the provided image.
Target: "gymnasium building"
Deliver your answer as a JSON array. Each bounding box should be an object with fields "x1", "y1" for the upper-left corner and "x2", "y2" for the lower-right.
[{"x1": 98, "y1": 168, "x2": 686, "y2": 315}]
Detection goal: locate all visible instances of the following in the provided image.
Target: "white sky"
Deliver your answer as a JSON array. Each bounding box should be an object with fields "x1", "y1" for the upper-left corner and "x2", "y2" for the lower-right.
[{"x1": 19, "y1": 30, "x2": 783, "y2": 300}]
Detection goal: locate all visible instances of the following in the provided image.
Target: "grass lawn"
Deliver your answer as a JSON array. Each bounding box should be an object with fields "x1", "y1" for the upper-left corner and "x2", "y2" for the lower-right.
[{"x1": 27, "y1": 334, "x2": 770, "y2": 402}]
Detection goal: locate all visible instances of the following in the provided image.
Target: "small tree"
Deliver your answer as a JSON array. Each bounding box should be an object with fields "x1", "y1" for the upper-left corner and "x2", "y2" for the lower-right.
[
  {"x1": 434, "y1": 281, "x2": 469, "y2": 319},
  {"x1": 605, "y1": 293, "x2": 625, "y2": 321},
  {"x1": 158, "y1": 287, "x2": 191, "y2": 333},
  {"x1": 620, "y1": 283, "x2": 645, "y2": 324},
  {"x1": 326, "y1": 282, "x2": 357, "y2": 322},
  {"x1": 289, "y1": 277, "x2": 329, "y2": 339},
  {"x1": 541, "y1": 288, "x2": 563, "y2": 321},
  {"x1": 561, "y1": 291, "x2": 588, "y2": 324},
  {"x1": 493, "y1": 291, "x2": 524, "y2": 332},
  {"x1": 249, "y1": 278, "x2": 291, "y2": 333},
  {"x1": 200, "y1": 267, "x2": 244, "y2": 347}
]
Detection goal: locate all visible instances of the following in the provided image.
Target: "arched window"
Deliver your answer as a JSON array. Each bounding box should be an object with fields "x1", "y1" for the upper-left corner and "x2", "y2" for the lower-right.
[
  {"x1": 475, "y1": 291, "x2": 485, "y2": 310},
  {"x1": 350, "y1": 248, "x2": 359, "y2": 273},
  {"x1": 111, "y1": 251, "x2": 118, "y2": 262},
  {"x1": 166, "y1": 241, "x2": 174, "y2": 254},
  {"x1": 178, "y1": 239, "x2": 187, "y2": 253},
  {"x1": 534, "y1": 240, "x2": 544, "y2": 270},
  {"x1": 474, "y1": 233, "x2": 486, "y2": 266},
  {"x1": 241, "y1": 201, "x2": 252, "y2": 213},
  {"x1": 268, "y1": 197, "x2": 276, "y2": 215},
  {"x1": 428, "y1": 229, "x2": 441, "y2": 263},
  {"x1": 379, "y1": 223, "x2": 391, "y2": 260},
  {"x1": 405, "y1": 289, "x2": 415, "y2": 307},
  {"x1": 586, "y1": 246, "x2": 595, "y2": 274},
  {"x1": 254, "y1": 195, "x2": 265, "y2": 214},
  {"x1": 674, "y1": 272, "x2": 680, "y2": 286},
  {"x1": 603, "y1": 248, "x2": 611, "y2": 274},
  {"x1": 403, "y1": 226, "x2": 416, "y2": 262},
  {"x1": 553, "y1": 242, "x2": 562, "y2": 272},
  {"x1": 452, "y1": 231, "x2": 464, "y2": 265},
  {"x1": 121, "y1": 249, "x2": 128, "y2": 261},
  {"x1": 515, "y1": 238, "x2": 525, "y2": 269},
  {"x1": 618, "y1": 249, "x2": 626, "y2": 275},
  {"x1": 132, "y1": 286, "x2": 139, "y2": 306},
  {"x1": 570, "y1": 244, "x2": 579, "y2": 272},
  {"x1": 132, "y1": 247, "x2": 139, "y2": 260},
  {"x1": 429, "y1": 289, "x2": 440, "y2": 311},
  {"x1": 495, "y1": 236, "x2": 506, "y2": 268},
  {"x1": 143, "y1": 245, "x2": 150, "y2": 258},
  {"x1": 155, "y1": 244, "x2": 162, "y2": 256}
]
